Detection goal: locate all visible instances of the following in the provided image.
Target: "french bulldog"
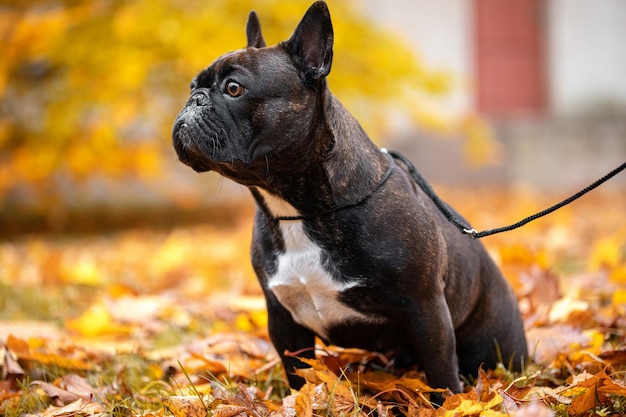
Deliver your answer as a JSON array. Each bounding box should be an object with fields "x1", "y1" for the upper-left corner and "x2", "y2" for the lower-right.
[{"x1": 172, "y1": 1, "x2": 527, "y2": 401}]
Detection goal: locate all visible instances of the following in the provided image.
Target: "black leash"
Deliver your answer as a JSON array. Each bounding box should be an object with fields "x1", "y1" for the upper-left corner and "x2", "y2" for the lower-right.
[{"x1": 388, "y1": 149, "x2": 626, "y2": 239}]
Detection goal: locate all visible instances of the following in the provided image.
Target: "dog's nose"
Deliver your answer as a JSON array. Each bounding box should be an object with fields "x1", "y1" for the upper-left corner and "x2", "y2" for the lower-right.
[{"x1": 189, "y1": 88, "x2": 210, "y2": 107}]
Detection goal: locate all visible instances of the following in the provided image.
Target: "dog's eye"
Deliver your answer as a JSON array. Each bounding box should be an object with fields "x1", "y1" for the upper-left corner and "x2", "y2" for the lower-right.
[{"x1": 225, "y1": 81, "x2": 245, "y2": 98}]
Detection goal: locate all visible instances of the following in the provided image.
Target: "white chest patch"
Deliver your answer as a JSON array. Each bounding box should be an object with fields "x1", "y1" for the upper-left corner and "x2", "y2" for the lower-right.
[{"x1": 258, "y1": 190, "x2": 378, "y2": 340}]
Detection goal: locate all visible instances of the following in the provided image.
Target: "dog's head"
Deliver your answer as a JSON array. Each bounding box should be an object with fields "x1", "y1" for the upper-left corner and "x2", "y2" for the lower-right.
[{"x1": 172, "y1": 1, "x2": 334, "y2": 186}]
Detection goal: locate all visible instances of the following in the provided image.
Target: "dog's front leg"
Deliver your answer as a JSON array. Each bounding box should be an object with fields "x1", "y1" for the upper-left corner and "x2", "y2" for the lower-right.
[
  {"x1": 264, "y1": 291, "x2": 316, "y2": 389},
  {"x1": 406, "y1": 294, "x2": 462, "y2": 404}
]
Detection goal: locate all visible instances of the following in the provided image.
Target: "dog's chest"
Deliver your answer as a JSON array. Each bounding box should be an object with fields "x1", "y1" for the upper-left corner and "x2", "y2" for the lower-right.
[{"x1": 260, "y1": 191, "x2": 371, "y2": 339}]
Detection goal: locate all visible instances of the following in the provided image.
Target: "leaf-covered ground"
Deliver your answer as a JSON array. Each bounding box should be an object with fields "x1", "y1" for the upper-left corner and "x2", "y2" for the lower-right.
[{"x1": 1, "y1": 187, "x2": 626, "y2": 417}]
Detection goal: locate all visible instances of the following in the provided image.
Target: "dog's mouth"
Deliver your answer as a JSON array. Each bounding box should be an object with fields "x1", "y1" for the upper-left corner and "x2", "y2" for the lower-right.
[{"x1": 172, "y1": 116, "x2": 221, "y2": 173}]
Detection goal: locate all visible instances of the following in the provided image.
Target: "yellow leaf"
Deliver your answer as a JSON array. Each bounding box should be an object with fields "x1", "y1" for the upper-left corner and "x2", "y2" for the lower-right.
[
  {"x1": 295, "y1": 357, "x2": 354, "y2": 399},
  {"x1": 294, "y1": 383, "x2": 315, "y2": 417},
  {"x1": 442, "y1": 392, "x2": 503, "y2": 417},
  {"x1": 65, "y1": 301, "x2": 131, "y2": 337}
]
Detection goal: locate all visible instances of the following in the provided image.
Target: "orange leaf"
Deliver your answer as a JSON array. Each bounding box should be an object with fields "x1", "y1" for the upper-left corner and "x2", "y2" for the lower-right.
[
  {"x1": 359, "y1": 371, "x2": 440, "y2": 394},
  {"x1": 568, "y1": 370, "x2": 626, "y2": 415},
  {"x1": 188, "y1": 351, "x2": 229, "y2": 375},
  {"x1": 295, "y1": 357, "x2": 354, "y2": 399},
  {"x1": 6, "y1": 335, "x2": 93, "y2": 371},
  {"x1": 294, "y1": 383, "x2": 315, "y2": 417},
  {"x1": 6, "y1": 334, "x2": 30, "y2": 356},
  {"x1": 594, "y1": 370, "x2": 626, "y2": 396}
]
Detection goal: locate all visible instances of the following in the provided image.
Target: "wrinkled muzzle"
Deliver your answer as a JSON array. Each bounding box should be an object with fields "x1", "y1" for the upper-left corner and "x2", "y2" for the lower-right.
[{"x1": 172, "y1": 89, "x2": 223, "y2": 172}]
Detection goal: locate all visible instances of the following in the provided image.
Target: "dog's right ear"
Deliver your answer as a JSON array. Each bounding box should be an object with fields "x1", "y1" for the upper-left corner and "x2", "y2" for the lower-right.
[
  {"x1": 284, "y1": 1, "x2": 334, "y2": 86},
  {"x1": 246, "y1": 11, "x2": 266, "y2": 48}
]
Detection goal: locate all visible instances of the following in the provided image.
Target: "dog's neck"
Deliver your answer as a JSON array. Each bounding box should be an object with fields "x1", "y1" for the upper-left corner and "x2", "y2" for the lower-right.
[
  {"x1": 252, "y1": 90, "x2": 389, "y2": 220},
  {"x1": 325, "y1": 94, "x2": 389, "y2": 206}
]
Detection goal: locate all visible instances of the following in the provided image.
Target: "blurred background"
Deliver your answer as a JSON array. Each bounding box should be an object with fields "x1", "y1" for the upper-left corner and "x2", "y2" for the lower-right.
[{"x1": 1, "y1": 0, "x2": 624, "y2": 235}]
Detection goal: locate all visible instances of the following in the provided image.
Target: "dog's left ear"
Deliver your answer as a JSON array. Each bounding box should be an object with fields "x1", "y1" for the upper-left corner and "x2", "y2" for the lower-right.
[
  {"x1": 246, "y1": 11, "x2": 266, "y2": 48},
  {"x1": 284, "y1": 1, "x2": 334, "y2": 86}
]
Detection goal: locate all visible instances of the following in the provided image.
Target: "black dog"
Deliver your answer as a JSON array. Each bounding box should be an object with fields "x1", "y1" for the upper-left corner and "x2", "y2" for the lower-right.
[{"x1": 172, "y1": 1, "x2": 527, "y2": 400}]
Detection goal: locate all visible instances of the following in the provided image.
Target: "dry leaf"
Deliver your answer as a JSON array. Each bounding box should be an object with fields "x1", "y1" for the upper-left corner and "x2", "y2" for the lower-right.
[
  {"x1": 441, "y1": 391, "x2": 504, "y2": 417},
  {"x1": 61, "y1": 374, "x2": 97, "y2": 399},
  {"x1": 358, "y1": 371, "x2": 439, "y2": 394},
  {"x1": 36, "y1": 397, "x2": 103, "y2": 417},
  {"x1": 293, "y1": 383, "x2": 315, "y2": 417},
  {"x1": 2, "y1": 345, "x2": 24, "y2": 379},
  {"x1": 296, "y1": 357, "x2": 354, "y2": 399},
  {"x1": 212, "y1": 404, "x2": 248, "y2": 417},
  {"x1": 6, "y1": 335, "x2": 93, "y2": 371},
  {"x1": 31, "y1": 381, "x2": 81, "y2": 406},
  {"x1": 568, "y1": 370, "x2": 626, "y2": 415},
  {"x1": 162, "y1": 395, "x2": 208, "y2": 417}
]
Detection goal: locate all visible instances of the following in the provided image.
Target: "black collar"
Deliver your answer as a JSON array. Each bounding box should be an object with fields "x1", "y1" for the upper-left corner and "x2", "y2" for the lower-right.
[{"x1": 273, "y1": 150, "x2": 395, "y2": 222}]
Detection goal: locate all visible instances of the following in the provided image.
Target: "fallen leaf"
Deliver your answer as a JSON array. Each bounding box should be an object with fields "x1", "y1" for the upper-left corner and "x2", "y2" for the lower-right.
[
  {"x1": 2, "y1": 345, "x2": 24, "y2": 379},
  {"x1": 293, "y1": 383, "x2": 315, "y2": 417},
  {"x1": 296, "y1": 357, "x2": 354, "y2": 399},
  {"x1": 61, "y1": 374, "x2": 97, "y2": 400},
  {"x1": 212, "y1": 404, "x2": 248, "y2": 417},
  {"x1": 36, "y1": 397, "x2": 103, "y2": 417},
  {"x1": 31, "y1": 381, "x2": 82, "y2": 406},
  {"x1": 599, "y1": 348, "x2": 626, "y2": 367},
  {"x1": 6, "y1": 335, "x2": 93, "y2": 371},
  {"x1": 568, "y1": 370, "x2": 626, "y2": 415},
  {"x1": 358, "y1": 371, "x2": 439, "y2": 394},
  {"x1": 6, "y1": 334, "x2": 30, "y2": 357},
  {"x1": 441, "y1": 391, "x2": 504, "y2": 417},
  {"x1": 162, "y1": 395, "x2": 208, "y2": 417}
]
